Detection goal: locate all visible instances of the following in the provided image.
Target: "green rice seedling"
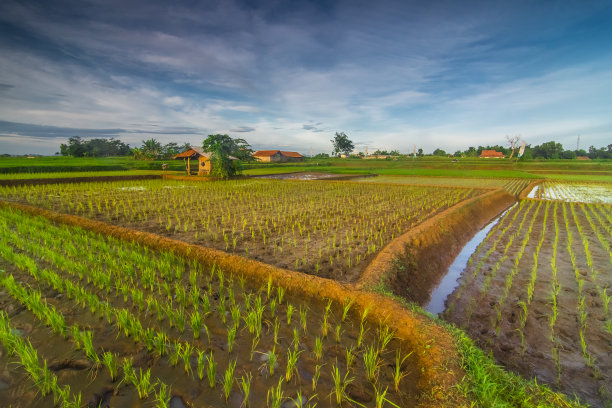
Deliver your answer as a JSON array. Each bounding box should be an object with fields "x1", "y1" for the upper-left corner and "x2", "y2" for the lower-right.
[
  {"x1": 153, "y1": 331, "x2": 168, "y2": 356},
  {"x1": 267, "y1": 377, "x2": 284, "y2": 408},
  {"x1": 250, "y1": 337, "x2": 260, "y2": 361},
  {"x1": 273, "y1": 318, "x2": 280, "y2": 344},
  {"x1": 266, "y1": 347, "x2": 278, "y2": 376},
  {"x1": 334, "y1": 324, "x2": 342, "y2": 343},
  {"x1": 277, "y1": 286, "x2": 285, "y2": 304},
  {"x1": 206, "y1": 352, "x2": 216, "y2": 388},
  {"x1": 228, "y1": 324, "x2": 237, "y2": 353},
  {"x1": 312, "y1": 364, "x2": 322, "y2": 392},
  {"x1": 223, "y1": 359, "x2": 236, "y2": 401},
  {"x1": 345, "y1": 345, "x2": 356, "y2": 370},
  {"x1": 102, "y1": 351, "x2": 118, "y2": 381},
  {"x1": 154, "y1": 382, "x2": 171, "y2": 408},
  {"x1": 135, "y1": 368, "x2": 154, "y2": 399},
  {"x1": 314, "y1": 337, "x2": 323, "y2": 361},
  {"x1": 201, "y1": 292, "x2": 211, "y2": 314},
  {"x1": 293, "y1": 327, "x2": 300, "y2": 351},
  {"x1": 231, "y1": 304, "x2": 241, "y2": 329},
  {"x1": 393, "y1": 349, "x2": 413, "y2": 392},
  {"x1": 169, "y1": 342, "x2": 182, "y2": 367},
  {"x1": 267, "y1": 275, "x2": 273, "y2": 299},
  {"x1": 286, "y1": 304, "x2": 294, "y2": 325},
  {"x1": 285, "y1": 348, "x2": 302, "y2": 382},
  {"x1": 190, "y1": 311, "x2": 202, "y2": 339},
  {"x1": 180, "y1": 343, "x2": 193, "y2": 375},
  {"x1": 122, "y1": 357, "x2": 136, "y2": 386},
  {"x1": 341, "y1": 298, "x2": 355, "y2": 322},
  {"x1": 321, "y1": 312, "x2": 330, "y2": 338},
  {"x1": 81, "y1": 330, "x2": 100, "y2": 364},
  {"x1": 190, "y1": 286, "x2": 200, "y2": 310},
  {"x1": 269, "y1": 298, "x2": 277, "y2": 317},
  {"x1": 363, "y1": 345, "x2": 382, "y2": 383},
  {"x1": 374, "y1": 385, "x2": 401, "y2": 408},
  {"x1": 299, "y1": 306, "x2": 308, "y2": 332},
  {"x1": 238, "y1": 372, "x2": 253, "y2": 407},
  {"x1": 330, "y1": 360, "x2": 355, "y2": 406},
  {"x1": 357, "y1": 321, "x2": 369, "y2": 348},
  {"x1": 197, "y1": 350, "x2": 206, "y2": 380}
]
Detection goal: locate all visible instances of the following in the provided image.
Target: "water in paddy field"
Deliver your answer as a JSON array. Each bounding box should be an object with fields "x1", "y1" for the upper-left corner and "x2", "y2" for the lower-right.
[
  {"x1": 425, "y1": 204, "x2": 516, "y2": 316},
  {"x1": 529, "y1": 183, "x2": 612, "y2": 204}
]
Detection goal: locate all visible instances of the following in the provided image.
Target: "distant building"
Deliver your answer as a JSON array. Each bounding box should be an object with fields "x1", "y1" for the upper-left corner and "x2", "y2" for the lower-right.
[
  {"x1": 253, "y1": 150, "x2": 304, "y2": 162},
  {"x1": 479, "y1": 150, "x2": 505, "y2": 158},
  {"x1": 576, "y1": 156, "x2": 590, "y2": 160}
]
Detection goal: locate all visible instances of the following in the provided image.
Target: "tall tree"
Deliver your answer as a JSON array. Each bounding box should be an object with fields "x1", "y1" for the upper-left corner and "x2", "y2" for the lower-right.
[
  {"x1": 202, "y1": 134, "x2": 252, "y2": 178},
  {"x1": 506, "y1": 135, "x2": 520, "y2": 159},
  {"x1": 331, "y1": 132, "x2": 354, "y2": 157}
]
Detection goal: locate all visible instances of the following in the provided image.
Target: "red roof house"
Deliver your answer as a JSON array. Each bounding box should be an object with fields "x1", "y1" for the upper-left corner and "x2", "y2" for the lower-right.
[
  {"x1": 479, "y1": 150, "x2": 505, "y2": 158},
  {"x1": 253, "y1": 150, "x2": 304, "y2": 162}
]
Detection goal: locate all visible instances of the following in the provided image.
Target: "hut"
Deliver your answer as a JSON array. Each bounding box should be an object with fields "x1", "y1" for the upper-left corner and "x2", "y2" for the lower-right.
[
  {"x1": 174, "y1": 147, "x2": 212, "y2": 175},
  {"x1": 174, "y1": 146, "x2": 239, "y2": 175}
]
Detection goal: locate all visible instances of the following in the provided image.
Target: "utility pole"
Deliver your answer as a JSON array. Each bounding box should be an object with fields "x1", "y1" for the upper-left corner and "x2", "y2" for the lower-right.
[{"x1": 576, "y1": 135, "x2": 580, "y2": 151}]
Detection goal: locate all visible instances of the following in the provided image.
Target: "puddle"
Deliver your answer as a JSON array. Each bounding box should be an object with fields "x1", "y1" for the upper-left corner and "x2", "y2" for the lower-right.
[
  {"x1": 425, "y1": 205, "x2": 516, "y2": 315},
  {"x1": 530, "y1": 183, "x2": 612, "y2": 204}
]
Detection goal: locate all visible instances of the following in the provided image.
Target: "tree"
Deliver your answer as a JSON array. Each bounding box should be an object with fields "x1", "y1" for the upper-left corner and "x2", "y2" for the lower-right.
[
  {"x1": 532, "y1": 141, "x2": 564, "y2": 159},
  {"x1": 506, "y1": 135, "x2": 520, "y2": 159},
  {"x1": 417, "y1": 148, "x2": 423, "y2": 157},
  {"x1": 59, "y1": 136, "x2": 131, "y2": 157},
  {"x1": 432, "y1": 148, "x2": 447, "y2": 156},
  {"x1": 139, "y1": 138, "x2": 163, "y2": 160},
  {"x1": 331, "y1": 132, "x2": 354, "y2": 157},
  {"x1": 202, "y1": 134, "x2": 252, "y2": 179}
]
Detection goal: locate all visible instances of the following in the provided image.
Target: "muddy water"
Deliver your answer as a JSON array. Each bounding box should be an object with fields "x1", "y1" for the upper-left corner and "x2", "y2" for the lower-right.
[{"x1": 425, "y1": 205, "x2": 515, "y2": 315}]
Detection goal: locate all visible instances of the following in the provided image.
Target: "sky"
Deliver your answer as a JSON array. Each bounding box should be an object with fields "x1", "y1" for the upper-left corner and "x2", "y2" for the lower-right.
[{"x1": 1, "y1": 0, "x2": 611, "y2": 155}]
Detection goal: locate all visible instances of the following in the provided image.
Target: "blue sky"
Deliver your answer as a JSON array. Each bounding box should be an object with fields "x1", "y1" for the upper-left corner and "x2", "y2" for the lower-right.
[{"x1": 1, "y1": 0, "x2": 611, "y2": 155}]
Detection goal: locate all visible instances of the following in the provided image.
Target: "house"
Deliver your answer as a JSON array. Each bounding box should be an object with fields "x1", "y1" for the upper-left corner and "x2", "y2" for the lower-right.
[
  {"x1": 253, "y1": 150, "x2": 304, "y2": 162},
  {"x1": 577, "y1": 156, "x2": 590, "y2": 160},
  {"x1": 174, "y1": 146, "x2": 237, "y2": 175},
  {"x1": 479, "y1": 150, "x2": 505, "y2": 158}
]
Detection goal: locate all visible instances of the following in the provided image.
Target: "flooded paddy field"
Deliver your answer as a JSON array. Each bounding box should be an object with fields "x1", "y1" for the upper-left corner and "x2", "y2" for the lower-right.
[
  {"x1": 0, "y1": 179, "x2": 485, "y2": 282},
  {"x1": 442, "y1": 199, "x2": 612, "y2": 407},
  {"x1": 0, "y1": 206, "x2": 421, "y2": 407}
]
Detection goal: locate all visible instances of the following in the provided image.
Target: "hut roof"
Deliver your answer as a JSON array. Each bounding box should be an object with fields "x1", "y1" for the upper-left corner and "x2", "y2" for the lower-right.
[{"x1": 174, "y1": 146, "x2": 237, "y2": 160}]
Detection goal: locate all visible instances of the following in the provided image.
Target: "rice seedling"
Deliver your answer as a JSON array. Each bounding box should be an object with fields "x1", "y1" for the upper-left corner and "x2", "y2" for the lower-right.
[
  {"x1": 154, "y1": 382, "x2": 172, "y2": 408},
  {"x1": 330, "y1": 360, "x2": 355, "y2": 406},
  {"x1": 180, "y1": 343, "x2": 193, "y2": 375},
  {"x1": 267, "y1": 377, "x2": 285, "y2": 408},
  {"x1": 102, "y1": 351, "x2": 118, "y2": 381},
  {"x1": 223, "y1": 359, "x2": 237, "y2": 401},
  {"x1": 229, "y1": 372, "x2": 249, "y2": 407},
  {"x1": 285, "y1": 348, "x2": 302, "y2": 382},
  {"x1": 363, "y1": 344, "x2": 382, "y2": 384},
  {"x1": 393, "y1": 349, "x2": 413, "y2": 392},
  {"x1": 205, "y1": 351, "x2": 217, "y2": 388}
]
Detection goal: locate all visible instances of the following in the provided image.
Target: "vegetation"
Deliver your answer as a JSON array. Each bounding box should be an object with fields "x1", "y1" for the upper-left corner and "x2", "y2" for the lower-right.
[{"x1": 331, "y1": 131, "x2": 355, "y2": 157}]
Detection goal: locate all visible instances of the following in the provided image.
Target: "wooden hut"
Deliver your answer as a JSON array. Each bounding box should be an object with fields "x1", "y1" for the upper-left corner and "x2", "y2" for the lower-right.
[
  {"x1": 174, "y1": 146, "x2": 238, "y2": 175},
  {"x1": 253, "y1": 150, "x2": 304, "y2": 162}
]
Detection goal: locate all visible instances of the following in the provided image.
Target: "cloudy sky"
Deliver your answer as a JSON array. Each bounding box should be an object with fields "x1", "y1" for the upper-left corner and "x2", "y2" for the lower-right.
[{"x1": 1, "y1": 0, "x2": 611, "y2": 155}]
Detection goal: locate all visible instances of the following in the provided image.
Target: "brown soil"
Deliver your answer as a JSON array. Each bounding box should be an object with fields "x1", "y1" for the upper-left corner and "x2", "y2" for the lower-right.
[{"x1": 444, "y1": 199, "x2": 612, "y2": 407}]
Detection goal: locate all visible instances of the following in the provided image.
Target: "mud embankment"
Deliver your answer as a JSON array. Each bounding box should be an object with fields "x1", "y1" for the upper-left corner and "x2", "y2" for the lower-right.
[
  {"x1": 0, "y1": 199, "x2": 467, "y2": 408},
  {"x1": 357, "y1": 189, "x2": 516, "y2": 306}
]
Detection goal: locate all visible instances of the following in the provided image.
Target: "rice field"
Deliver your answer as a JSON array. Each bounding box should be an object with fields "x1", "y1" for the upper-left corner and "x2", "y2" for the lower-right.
[
  {"x1": 0, "y1": 206, "x2": 420, "y2": 407},
  {"x1": 444, "y1": 198, "x2": 612, "y2": 407},
  {"x1": 528, "y1": 181, "x2": 612, "y2": 204},
  {"x1": 0, "y1": 179, "x2": 485, "y2": 280},
  {"x1": 354, "y1": 175, "x2": 531, "y2": 196}
]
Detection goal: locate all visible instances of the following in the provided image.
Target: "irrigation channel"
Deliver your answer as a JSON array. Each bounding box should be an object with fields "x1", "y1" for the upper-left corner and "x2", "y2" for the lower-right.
[{"x1": 425, "y1": 204, "x2": 517, "y2": 315}]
